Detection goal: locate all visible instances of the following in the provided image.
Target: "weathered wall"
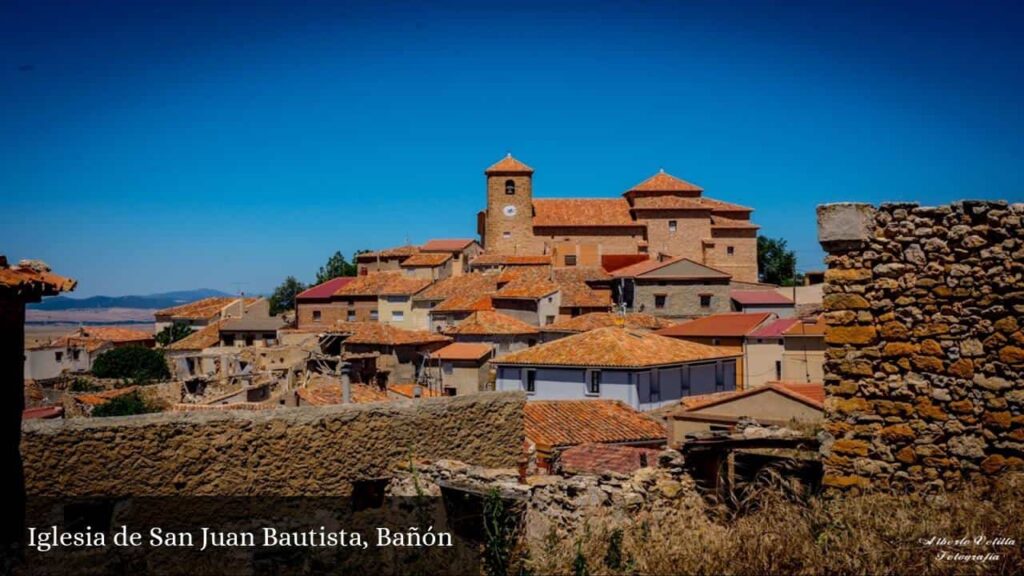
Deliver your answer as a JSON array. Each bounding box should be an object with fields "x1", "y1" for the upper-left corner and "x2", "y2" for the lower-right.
[
  {"x1": 817, "y1": 201, "x2": 1024, "y2": 492},
  {"x1": 633, "y1": 280, "x2": 731, "y2": 318},
  {"x1": 21, "y1": 391, "x2": 525, "y2": 496}
]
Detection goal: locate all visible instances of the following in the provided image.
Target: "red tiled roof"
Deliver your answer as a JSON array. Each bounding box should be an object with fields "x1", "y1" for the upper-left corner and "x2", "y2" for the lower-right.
[
  {"x1": 324, "y1": 321, "x2": 451, "y2": 346},
  {"x1": 485, "y1": 153, "x2": 534, "y2": 174},
  {"x1": 155, "y1": 297, "x2": 259, "y2": 320},
  {"x1": 23, "y1": 406, "x2": 64, "y2": 420},
  {"x1": 625, "y1": 170, "x2": 703, "y2": 194},
  {"x1": 609, "y1": 256, "x2": 731, "y2": 279},
  {"x1": 552, "y1": 267, "x2": 612, "y2": 283},
  {"x1": 495, "y1": 326, "x2": 737, "y2": 368},
  {"x1": 731, "y1": 290, "x2": 794, "y2": 306},
  {"x1": 39, "y1": 327, "x2": 155, "y2": 353},
  {"x1": 555, "y1": 281, "x2": 611, "y2": 308},
  {"x1": 297, "y1": 277, "x2": 357, "y2": 301},
  {"x1": 783, "y1": 316, "x2": 826, "y2": 337},
  {"x1": 601, "y1": 254, "x2": 650, "y2": 273},
  {"x1": 421, "y1": 239, "x2": 477, "y2": 252},
  {"x1": 75, "y1": 386, "x2": 138, "y2": 407},
  {"x1": 355, "y1": 245, "x2": 420, "y2": 262},
  {"x1": 470, "y1": 254, "x2": 552, "y2": 267},
  {"x1": 559, "y1": 443, "x2": 662, "y2": 476},
  {"x1": 166, "y1": 321, "x2": 222, "y2": 351},
  {"x1": 388, "y1": 383, "x2": 445, "y2": 398},
  {"x1": 0, "y1": 257, "x2": 76, "y2": 298},
  {"x1": 444, "y1": 310, "x2": 540, "y2": 335},
  {"x1": 679, "y1": 382, "x2": 825, "y2": 412},
  {"x1": 748, "y1": 318, "x2": 801, "y2": 338},
  {"x1": 400, "y1": 253, "x2": 453, "y2": 267},
  {"x1": 432, "y1": 294, "x2": 495, "y2": 313},
  {"x1": 656, "y1": 312, "x2": 773, "y2": 338},
  {"x1": 416, "y1": 272, "x2": 498, "y2": 301},
  {"x1": 297, "y1": 377, "x2": 394, "y2": 405},
  {"x1": 430, "y1": 342, "x2": 493, "y2": 361},
  {"x1": 333, "y1": 272, "x2": 431, "y2": 297},
  {"x1": 525, "y1": 400, "x2": 667, "y2": 451},
  {"x1": 711, "y1": 215, "x2": 760, "y2": 229},
  {"x1": 772, "y1": 381, "x2": 826, "y2": 406},
  {"x1": 543, "y1": 312, "x2": 674, "y2": 334},
  {"x1": 629, "y1": 195, "x2": 754, "y2": 213},
  {"x1": 533, "y1": 199, "x2": 639, "y2": 228},
  {"x1": 494, "y1": 274, "x2": 560, "y2": 299}
]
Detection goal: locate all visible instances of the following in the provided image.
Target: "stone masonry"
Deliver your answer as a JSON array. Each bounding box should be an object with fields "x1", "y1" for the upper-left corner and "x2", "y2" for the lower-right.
[
  {"x1": 817, "y1": 201, "x2": 1024, "y2": 492},
  {"x1": 21, "y1": 391, "x2": 525, "y2": 496}
]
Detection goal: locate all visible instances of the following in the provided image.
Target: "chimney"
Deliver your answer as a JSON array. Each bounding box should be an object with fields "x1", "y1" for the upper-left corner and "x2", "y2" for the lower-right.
[
  {"x1": 340, "y1": 363, "x2": 352, "y2": 404},
  {"x1": 413, "y1": 384, "x2": 422, "y2": 398}
]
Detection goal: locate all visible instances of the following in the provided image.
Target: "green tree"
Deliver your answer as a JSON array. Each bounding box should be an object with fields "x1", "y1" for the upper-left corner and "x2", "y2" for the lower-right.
[
  {"x1": 316, "y1": 251, "x2": 351, "y2": 284},
  {"x1": 269, "y1": 276, "x2": 306, "y2": 315},
  {"x1": 154, "y1": 323, "x2": 194, "y2": 346},
  {"x1": 91, "y1": 390, "x2": 159, "y2": 417},
  {"x1": 91, "y1": 346, "x2": 170, "y2": 382},
  {"x1": 758, "y1": 235, "x2": 799, "y2": 286}
]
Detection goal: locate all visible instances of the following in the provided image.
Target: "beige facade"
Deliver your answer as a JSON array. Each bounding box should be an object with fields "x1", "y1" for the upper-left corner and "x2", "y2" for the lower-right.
[
  {"x1": 669, "y1": 387, "x2": 822, "y2": 443},
  {"x1": 744, "y1": 339, "x2": 784, "y2": 389},
  {"x1": 378, "y1": 295, "x2": 418, "y2": 330},
  {"x1": 782, "y1": 336, "x2": 826, "y2": 383},
  {"x1": 492, "y1": 292, "x2": 562, "y2": 326},
  {"x1": 436, "y1": 360, "x2": 490, "y2": 395}
]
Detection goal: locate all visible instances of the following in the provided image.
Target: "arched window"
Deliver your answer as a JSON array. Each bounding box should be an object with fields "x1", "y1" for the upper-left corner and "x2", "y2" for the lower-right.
[{"x1": 505, "y1": 179, "x2": 515, "y2": 195}]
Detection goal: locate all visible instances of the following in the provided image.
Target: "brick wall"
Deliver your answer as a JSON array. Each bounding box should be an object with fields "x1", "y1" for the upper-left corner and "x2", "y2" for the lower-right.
[
  {"x1": 817, "y1": 201, "x2": 1024, "y2": 492},
  {"x1": 484, "y1": 174, "x2": 541, "y2": 254}
]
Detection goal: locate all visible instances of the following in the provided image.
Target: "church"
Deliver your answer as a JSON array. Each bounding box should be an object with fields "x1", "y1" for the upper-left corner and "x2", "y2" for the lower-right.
[{"x1": 476, "y1": 154, "x2": 759, "y2": 283}]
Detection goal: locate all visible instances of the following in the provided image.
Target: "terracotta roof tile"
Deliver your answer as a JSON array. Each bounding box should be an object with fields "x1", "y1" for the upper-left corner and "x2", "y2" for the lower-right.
[
  {"x1": 656, "y1": 312, "x2": 773, "y2": 338},
  {"x1": 333, "y1": 272, "x2": 431, "y2": 297},
  {"x1": 470, "y1": 254, "x2": 553, "y2": 267},
  {"x1": 416, "y1": 272, "x2": 498, "y2": 301},
  {"x1": 609, "y1": 256, "x2": 731, "y2": 279},
  {"x1": 711, "y1": 215, "x2": 760, "y2": 229},
  {"x1": 626, "y1": 170, "x2": 703, "y2": 194},
  {"x1": 297, "y1": 376, "x2": 393, "y2": 405},
  {"x1": 525, "y1": 400, "x2": 667, "y2": 451},
  {"x1": 388, "y1": 383, "x2": 445, "y2": 398},
  {"x1": 432, "y1": 294, "x2": 495, "y2": 313},
  {"x1": 166, "y1": 321, "x2": 223, "y2": 351},
  {"x1": 560, "y1": 443, "x2": 662, "y2": 476},
  {"x1": 783, "y1": 316, "x2": 826, "y2": 337},
  {"x1": 430, "y1": 342, "x2": 493, "y2": 361},
  {"x1": 748, "y1": 318, "x2": 801, "y2": 338},
  {"x1": 421, "y1": 239, "x2": 477, "y2": 252},
  {"x1": 444, "y1": 310, "x2": 540, "y2": 335},
  {"x1": 543, "y1": 312, "x2": 674, "y2": 334},
  {"x1": 679, "y1": 382, "x2": 825, "y2": 412},
  {"x1": 356, "y1": 245, "x2": 420, "y2": 262},
  {"x1": 400, "y1": 252, "x2": 453, "y2": 267},
  {"x1": 731, "y1": 290, "x2": 794, "y2": 306},
  {"x1": 0, "y1": 257, "x2": 76, "y2": 298},
  {"x1": 324, "y1": 321, "x2": 451, "y2": 346},
  {"x1": 553, "y1": 280, "x2": 611, "y2": 308},
  {"x1": 297, "y1": 277, "x2": 356, "y2": 301},
  {"x1": 155, "y1": 297, "x2": 259, "y2": 320},
  {"x1": 533, "y1": 199, "x2": 638, "y2": 228},
  {"x1": 552, "y1": 267, "x2": 612, "y2": 283},
  {"x1": 494, "y1": 275, "x2": 560, "y2": 299},
  {"x1": 495, "y1": 326, "x2": 737, "y2": 368},
  {"x1": 485, "y1": 153, "x2": 534, "y2": 174},
  {"x1": 74, "y1": 386, "x2": 138, "y2": 407},
  {"x1": 39, "y1": 327, "x2": 154, "y2": 353},
  {"x1": 772, "y1": 381, "x2": 825, "y2": 406}
]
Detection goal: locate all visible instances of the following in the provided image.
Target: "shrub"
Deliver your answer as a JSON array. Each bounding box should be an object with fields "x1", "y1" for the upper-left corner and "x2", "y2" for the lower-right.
[
  {"x1": 68, "y1": 377, "x2": 101, "y2": 392},
  {"x1": 91, "y1": 346, "x2": 169, "y2": 382},
  {"x1": 90, "y1": 390, "x2": 158, "y2": 417},
  {"x1": 155, "y1": 323, "x2": 194, "y2": 346}
]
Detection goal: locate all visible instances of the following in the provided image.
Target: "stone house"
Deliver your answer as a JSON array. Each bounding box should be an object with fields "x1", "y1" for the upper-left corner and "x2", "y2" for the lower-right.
[
  {"x1": 442, "y1": 310, "x2": 540, "y2": 354},
  {"x1": 781, "y1": 316, "x2": 826, "y2": 384},
  {"x1": 331, "y1": 272, "x2": 431, "y2": 328},
  {"x1": 494, "y1": 326, "x2": 740, "y2": 411},
  {"x1": 24, "y1": 326, "x2": 154, "y2": 381},
  {"x1": 426, "y1": 342, "x2": 493, "y2": 396},
  {"x1": 541, "y1": 312, "x2": 674, "y2": 343},
  {"x1": 667, "y1": 382, "x2": 823, "y2": 442},
  {"x1": 491, "y1": 273, "x2": 561, "y2": 326},
  {"x1": 551, "y1": 267, "x2": 614, "y2": 320},
  {"x1": 730, "y1": 290, "x2": 795, "y2": 317},
  {"x1": 477, "y1": 154, "x2": 759, "y2": 282},
  {"x1": 154, "y1": 296, "x2": 264, "y2": 334},
  {"x1": 524, "y1": 399, "x2": 667, "y2": 472},
  {"x1": 610, "y1": 256, "x2": 733, "y2": 319},
  {"x1": 655, "y1": 312, "x2": 775, "y2": 390},
  {"x1": 409, "y1": 272, "x2": 499, "y2": 332},
  {"x1": 419, "y1": 238, "x2": 482, "y2": 276},
  {"x1": 399, "y1": 252, "x2": 453, "y2": 281},
  {"x1": 218, "y1": 315, "x2": 287, "y2": 348},
  {"x1": 294, "y1": 277, "x2": 357, "y2": 329},
  {"x1": 743, "y1": 317, "x2": 800, "y2": 388},
  {"x1": 355, "y1": 245, "x2": 419, "y2": 275},
  {"x1": 320, "y1": 322, "x2": 451, "y2": 388}
]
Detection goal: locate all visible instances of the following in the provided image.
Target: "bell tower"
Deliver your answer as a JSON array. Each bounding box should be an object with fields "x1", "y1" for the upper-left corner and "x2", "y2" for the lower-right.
[{"x1": 484, "y1": 153, "x2": 535, "y2": 254}]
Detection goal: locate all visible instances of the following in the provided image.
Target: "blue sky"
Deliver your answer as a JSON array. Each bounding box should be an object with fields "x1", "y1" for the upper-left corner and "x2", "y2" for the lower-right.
[{"x1": 2, "y1": 0, "x2": 1022, "y2": 297}]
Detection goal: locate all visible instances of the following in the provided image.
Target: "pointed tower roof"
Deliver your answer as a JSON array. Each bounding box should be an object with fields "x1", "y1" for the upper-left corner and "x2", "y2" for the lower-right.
[
  {"x1": 625, "y1": 169, "x2": 702, "y2": 194},
  {"x1": 485, "y1": 153, "x2": 534, "y2": 175}
]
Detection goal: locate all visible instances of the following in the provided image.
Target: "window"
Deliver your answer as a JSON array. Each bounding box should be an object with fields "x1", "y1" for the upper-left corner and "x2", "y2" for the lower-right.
[
  {"x1": 668, "y1": 220, "x2": 677, "y2": 233},
  {"x1": 544, "y1": 315, "x2": 555, "y2": 325},
  {"x1": 712, "y1": 338, "x2": 721, "y2": 346},
  {"x1": 727, "y1": 246, "x2": 735, "y2": 256},
  {"x1": 443, "y1": 362, "x2": 454, "y2": 374},
  {"x1": 587, "y1": 370, "x2": 601, "y2": 395},
  {"x1": 523, "y1": 369, "x2": 537, "y2": 393},
  {"x1": 312, "y1": 310, "x2": 322, "y2": 321},
  {"x1": 370, "y1": 310, "x2": 379, "y2": 321},
  {"x1": 224, "y1": 335, "x2": 235, "y2": 346},
  {"x1": 72, "y1": 349, "x2": 81, "y2": 361},
  {"x1": 650, "y1": 370, "x2": 661, "y2": 402},
  {"x1": 502, "y1": 231, "x2": 511, "y2": 239},
  {"x1": 55, "y1": 351, "x2": 63, "y2": 362},
  {"x1": 564, "y1": 255, "x2": 577, "y2": 266},
  {"x1": 505, "y1": 179, "x2": 516, "y2": 195},
  {"x1": 654, "y1": 294, "x2": 667, "y2": 309},
  {"x1": 244, "y1": 335, "x2": 254, "y2": 346},
  {"x1": 391, "y1": 310, "x2": 404, "y2": 321},
  {"x1": 700, "y1": 294, "x2": 712, "y2": 308},
  {"x1": 775, "y1": 360, "x2": 782, "y2": 380},
  {"x1": 347, "y1": 310, "x2": 357, "y2": 321}
]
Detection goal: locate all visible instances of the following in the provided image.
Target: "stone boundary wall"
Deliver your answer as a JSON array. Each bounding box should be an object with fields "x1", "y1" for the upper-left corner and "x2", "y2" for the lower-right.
[
  {"x1": 22, "y1": 391, "x2": 525, "y2": 496},
  {"x1": 817, "y1": 201, "x2": 1023, "y2": 492}
]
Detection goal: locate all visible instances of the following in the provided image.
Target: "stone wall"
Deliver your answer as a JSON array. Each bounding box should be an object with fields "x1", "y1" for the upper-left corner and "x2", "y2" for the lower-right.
[
  {"x1": 817, "y1": 201, "x2": 1024, "y2": 492},
  {"x1": 21, "y1": 391, "x2": 525, "y2": 496}
]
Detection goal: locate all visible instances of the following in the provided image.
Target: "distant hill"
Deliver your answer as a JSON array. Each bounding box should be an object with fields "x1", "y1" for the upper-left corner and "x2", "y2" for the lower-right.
[{"x1": 29, "y1": 288, "x2": 232, "y2": 311}]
